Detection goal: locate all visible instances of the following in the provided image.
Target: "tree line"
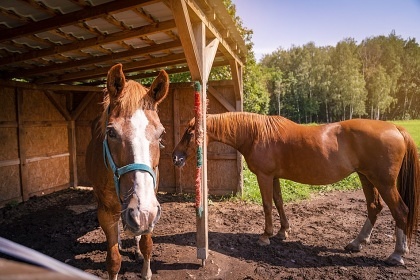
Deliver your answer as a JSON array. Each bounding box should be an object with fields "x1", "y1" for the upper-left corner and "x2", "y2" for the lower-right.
[{"x1": 256, "y1": 33, "x2": 420, "y2": 123}]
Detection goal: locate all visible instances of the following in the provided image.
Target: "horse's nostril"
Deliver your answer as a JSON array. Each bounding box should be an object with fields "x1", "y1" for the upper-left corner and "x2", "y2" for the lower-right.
[{"x1": 126, "y1": 208, "x2": 139, "y2": 229}]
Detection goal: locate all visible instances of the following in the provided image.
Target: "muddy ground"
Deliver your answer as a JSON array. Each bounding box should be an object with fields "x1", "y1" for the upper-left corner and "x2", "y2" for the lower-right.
[{"x1": 0, "y1": 187, "x2": 419, "y2": 279}]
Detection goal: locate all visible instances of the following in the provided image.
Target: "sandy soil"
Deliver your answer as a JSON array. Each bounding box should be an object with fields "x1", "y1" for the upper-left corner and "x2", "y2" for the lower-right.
[{"x1": 0, "y1": 187, "x2": 419, "y2": 279}]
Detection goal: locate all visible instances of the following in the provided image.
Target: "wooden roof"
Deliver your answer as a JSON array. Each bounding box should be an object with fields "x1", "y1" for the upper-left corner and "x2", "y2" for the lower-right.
[{"x1": 0, "y1": 0, "x2": 246, "y2": 85}]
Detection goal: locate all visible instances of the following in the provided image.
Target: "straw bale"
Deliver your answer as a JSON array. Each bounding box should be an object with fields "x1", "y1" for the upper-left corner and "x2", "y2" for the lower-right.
[
  {"x1": 0, "y1": 87, "x2": 16, "y2": 121},
  {"x1": 25, "y1": 126, "x2": 68, "y2": 158},
  {"x1": 26, "y1": 156, "x2": 69, "y2": 195},
  {"x1": 0, "y1": 165, "x2": 21, "y2": 202},
  {"x1": 0, "y1": 128, "x2": 18, "y2": 161}
]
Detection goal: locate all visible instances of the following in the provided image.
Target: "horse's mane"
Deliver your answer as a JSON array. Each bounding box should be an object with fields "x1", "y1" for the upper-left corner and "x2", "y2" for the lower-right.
[
  {"x1": 207, "y1": 112, "x2": 289, "y2": 144},
  {"x1": 99, "y1": 80, "x2": 155, "y2": 131}
]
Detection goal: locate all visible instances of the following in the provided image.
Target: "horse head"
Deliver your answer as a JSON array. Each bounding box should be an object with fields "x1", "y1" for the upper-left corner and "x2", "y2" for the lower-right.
[
  {"x1": 172, "y1": 117, "x2": 196, "y2": 167},
  {"x1": 103, "y1": 64, "x2": 169, "y2": 235}
]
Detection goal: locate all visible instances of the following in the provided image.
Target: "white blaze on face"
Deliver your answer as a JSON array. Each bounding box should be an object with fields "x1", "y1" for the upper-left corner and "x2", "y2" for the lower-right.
[{"x1": 128, "y1": 109, "x2": 155, "y2": 211}]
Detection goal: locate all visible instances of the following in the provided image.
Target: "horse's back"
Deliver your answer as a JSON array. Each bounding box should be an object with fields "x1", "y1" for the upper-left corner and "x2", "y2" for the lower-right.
[{"x1": 338, "y1": 119, "x2": 406, "y2": 175}]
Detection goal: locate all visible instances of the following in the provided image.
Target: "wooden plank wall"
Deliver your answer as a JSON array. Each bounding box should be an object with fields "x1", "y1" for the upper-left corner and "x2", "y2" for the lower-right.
[
  {"x1": 0, "y1": 87, "x2": 70, "y2": 207},
  {"x1": 0, "y1": 80, "x2": 240, "y2": 207}
]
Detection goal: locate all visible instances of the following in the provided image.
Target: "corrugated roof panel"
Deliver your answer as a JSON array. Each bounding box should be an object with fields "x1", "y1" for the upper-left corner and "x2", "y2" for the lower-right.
[
  {"x1": 13, "y1": 37, "x2": 50, "y2": 49},
  {"x1": 142, "y1": 2, "x2": 173, "y2": 21},
  {"x1": 147, "y1": 33, "x2": 173, "y2": 44},
  {"x1": 80, "y1": 47, "x2": 107, "y2": 56},
  {"x1": 59, "y1": 25, "x2": 97, "y2": 40},
  {"x1": 38, "y1": 0, "x2": 82, "y2": 14},
  {"x1": 0, "y1": 1, "x2": 50, "y2": 22},
  {"x1": 35, "y1": 31, "x2": 73, "y2": 45},
  {"x1": 84, "y1": 18, "x2": 121, "y2": 35},
  {"x1": 101, "y1": 42, "x2": 127, "y2": 53},
  {"x1": 112, "y1": 10, "x2": 150, "y2": 29},
  {"x1": 0, "y1": 43, "x2": 23, "y2": 53},
  {"x1": 0, "y1": 14, "x2": 21, "y2": 28},
  {"x1": 123, "y1": 38, "x2": 150, "y2": 49}
]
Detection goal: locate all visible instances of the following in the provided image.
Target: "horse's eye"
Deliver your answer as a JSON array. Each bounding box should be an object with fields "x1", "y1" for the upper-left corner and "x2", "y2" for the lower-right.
[
  {"x1": 159, "y1": 130, "x2": 166, "y2": 149},
  {"x1": 107, "y1": 128, "x2": 117, "y2": 139},
  {"x1": 159, "y1": 140, "x2": 165, "y2": 149}
]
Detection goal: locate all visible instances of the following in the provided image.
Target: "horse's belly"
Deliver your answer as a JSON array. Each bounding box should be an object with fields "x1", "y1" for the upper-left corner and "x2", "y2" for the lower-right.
[{"x1": 279, "y1": 160, "x2": 353, "y2": 185}]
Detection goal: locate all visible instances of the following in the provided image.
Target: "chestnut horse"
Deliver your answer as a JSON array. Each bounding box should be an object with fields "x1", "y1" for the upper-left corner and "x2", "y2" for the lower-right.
[
  {"x1": 86, "y1": 64, "x2": 169, "y2": 279},
  {"x1": 172, "y1": 112, "x2": 420, "y2": 265}
]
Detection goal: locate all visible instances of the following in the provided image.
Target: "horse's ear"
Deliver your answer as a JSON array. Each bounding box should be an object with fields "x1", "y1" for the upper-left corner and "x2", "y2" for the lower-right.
[
  {"x1": 148, "y1": 70, "x2": 169, "y2": 106},
  {"x1": 106, "y1": 63, "x2": 126, "y2": 99}
]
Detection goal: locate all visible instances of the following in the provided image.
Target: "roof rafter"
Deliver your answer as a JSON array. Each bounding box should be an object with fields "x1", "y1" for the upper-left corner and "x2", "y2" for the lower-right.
[{"x1": 0, "y1": 0, "x2": 160, "y2": 43}]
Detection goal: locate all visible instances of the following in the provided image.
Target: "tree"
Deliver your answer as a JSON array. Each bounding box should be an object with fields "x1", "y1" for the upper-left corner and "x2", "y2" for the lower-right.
[
  {"x1": 330, "y1": 38, "x2": 366, "y2": 120},
  {"x1": 396, "y1": 38, "x2": 420, "y2": 119}
]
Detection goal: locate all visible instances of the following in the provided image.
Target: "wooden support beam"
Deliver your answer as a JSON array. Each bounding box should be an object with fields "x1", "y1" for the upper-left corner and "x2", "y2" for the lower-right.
[
  {"x1": 16, "y1": 88, "x2": 29, "y2": 201},
  {"x1": 0, "y1": 79, "x2": 103, "y2": 92},
  {"x1": 44, "y1": 91, "x2": 71, "y2": 121},
  {"x1": 6, "y1": 40, "x2": 182, "y2": 79},
  {"x1": 170, "y1": 0, "x2": 202, "y2": 80},
  {"x1": 0, "y1": 0, "x2": 160, "y2": 43},
  {"x1": 71, "y1": 92, "x2": 98, "y2": 120},
  {"x1": 229, "y1": 59, "x2": 243, "y2": 102},
  {"x1": 36, "y1": 52, "x2": 186, "y2": 84},
  {"x1": 0, "y1": 19, "x2": 176, "y2": 67},
  {"x1": 68, "y1": 121, "x2": 78, "y2": 187},
  {"x1": 208, "y1": 85, "x2": 235, "y2": 112}
]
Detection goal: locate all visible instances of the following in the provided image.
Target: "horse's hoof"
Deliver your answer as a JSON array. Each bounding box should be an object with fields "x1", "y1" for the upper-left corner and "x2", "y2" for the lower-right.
[
  {"x1": 257, "y1": 235, "x2": 270, "y2": 246},
  {"x1": 385, "y1": 253, "x2": 405, "y2": 266},
  {"x1": 275, "y1": 230, "x2": 288, "y2": 241},
  {"x1": 344, "y1": 241, "x2": 362, "y2": 252}
]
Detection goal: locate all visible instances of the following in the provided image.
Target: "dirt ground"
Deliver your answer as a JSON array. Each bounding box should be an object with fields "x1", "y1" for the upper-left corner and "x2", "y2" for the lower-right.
[{"x1": 1, "y1": 187, "x2": 419, "y2": 280}]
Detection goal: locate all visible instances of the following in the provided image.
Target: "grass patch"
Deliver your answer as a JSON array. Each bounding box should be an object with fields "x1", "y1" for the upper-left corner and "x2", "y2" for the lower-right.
[
  {"x1": 241, "y1": 162, "x2": 360, "y2": 204},
  {"x1": 392, "y1": 120, "x2": 420, "y2": 149}
]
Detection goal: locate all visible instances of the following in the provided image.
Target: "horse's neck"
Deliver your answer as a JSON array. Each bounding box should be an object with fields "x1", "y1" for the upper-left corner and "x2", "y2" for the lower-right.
[{"x1": 206, "y1": 113, "x2": 252, "y2": 152}]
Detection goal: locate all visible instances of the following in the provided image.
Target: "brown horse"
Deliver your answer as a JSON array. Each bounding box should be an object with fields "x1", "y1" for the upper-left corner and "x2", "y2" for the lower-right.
[
  {"x1": 172, "y1": 112, "x2": 420, "y2": 265},
  {"x1": 86, "y1": 64, "x2": 169, "y2": 279}
]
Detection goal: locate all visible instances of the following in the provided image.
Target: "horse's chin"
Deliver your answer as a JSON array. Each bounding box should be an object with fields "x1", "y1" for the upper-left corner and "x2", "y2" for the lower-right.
[
  {"x1": 121, "y1": 205, "x2": 161, "y2": 236},
  {"x1": 123, "y1": 225, "x2": 153, "y2": 236},
  {"x1": 174, "y1": 161, "x2": 186, "y2": 168}
]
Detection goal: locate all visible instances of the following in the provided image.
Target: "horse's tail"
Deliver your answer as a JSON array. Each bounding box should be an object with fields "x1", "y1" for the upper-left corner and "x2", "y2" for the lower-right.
[{"x1": 397, "y1": 127, "x2": 420, "y2": 245}]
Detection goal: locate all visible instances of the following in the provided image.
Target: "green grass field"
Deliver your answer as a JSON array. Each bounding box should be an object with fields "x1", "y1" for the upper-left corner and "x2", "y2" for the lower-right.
[{"x1": 240, "y1": 119, "x2": 420, "y2": 204}]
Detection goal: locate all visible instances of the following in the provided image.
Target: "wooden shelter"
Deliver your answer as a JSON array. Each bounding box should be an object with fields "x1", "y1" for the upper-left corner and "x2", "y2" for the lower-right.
[{"x1": 0, "y1": 0, "x2": 246, "y2": 263}]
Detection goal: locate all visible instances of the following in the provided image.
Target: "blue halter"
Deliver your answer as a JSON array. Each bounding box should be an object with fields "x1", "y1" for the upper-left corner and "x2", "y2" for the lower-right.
[{"x1": 102, "y1": 107, "x2": 157, "y2": 200}]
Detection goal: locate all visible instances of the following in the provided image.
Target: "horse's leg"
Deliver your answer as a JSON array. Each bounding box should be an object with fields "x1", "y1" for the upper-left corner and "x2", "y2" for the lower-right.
[
  {"x1": 377, "y1": 187, "x2": 409, "y2": 265},
  {"x1": 97, "y1": 205, "x2": 121, "y2": 280},
  {"x1": 135, "y1": 235, "x2": 143, "y2": 261},
  {"x1": 345, "y1": 173, "x2": 383, "y2": 252},
  {"x1": 273, "y1": 178, "x2": 290, "y2": 240},
  {"x1": 139, "y1": 234, "x2": 153, "y2": 280},
  {"x1": 256, "y1": 174, "x2": 274, "y2": 246}
]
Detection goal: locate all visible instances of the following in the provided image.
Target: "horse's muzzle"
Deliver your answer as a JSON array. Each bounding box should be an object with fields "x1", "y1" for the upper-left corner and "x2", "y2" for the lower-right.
[
  {"x1": 172, "y1": 154, "x2": 186, "y2": 167},
  {"x1": 123, "y1": 205, "x2": 161, "y2": 236}
]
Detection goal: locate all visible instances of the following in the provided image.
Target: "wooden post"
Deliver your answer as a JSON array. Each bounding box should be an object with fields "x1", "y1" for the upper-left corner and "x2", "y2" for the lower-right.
[
  {"x1": 16, "y1": 88, "x2": 29, "y2": 201},
  {"x1": 173, "y1": 88, "x2": 182, "y2": 193},
  {"x1": 171, "y1": 0, "x2": 219, "y2": 265},
  {"x1": 68, "y1": 120, "x2": 78, "y2": 187}
]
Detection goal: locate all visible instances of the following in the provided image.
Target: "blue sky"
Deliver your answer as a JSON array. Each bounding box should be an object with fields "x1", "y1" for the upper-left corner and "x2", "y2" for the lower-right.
[{"x1": 234, "y1": 0, "x2": 420, "y2": 60}]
